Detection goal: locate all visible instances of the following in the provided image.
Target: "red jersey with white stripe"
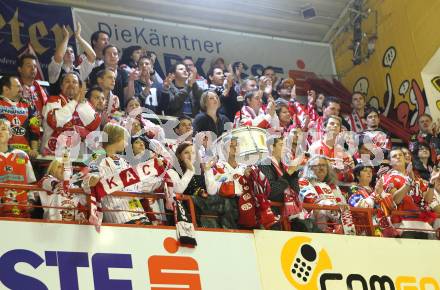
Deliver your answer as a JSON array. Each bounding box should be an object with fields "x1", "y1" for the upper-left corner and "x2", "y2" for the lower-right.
[
  {"x1": 20, "y1": 80, "x2": 47, "y2": 116},
  {"x1": 233, "y1": 106, "x2": 279, "y2": 129},
  {"x1": 0, "y1": 95, "x2": 39, "y2": 152},
  {"x1": 344, "y1": 111, "x2": 367, "y2": 133},
  {"x1": 0, "y1": 149, "x2": 36, "y2": 217},
  {"x1": 288, "y1": 100, "x2": 318, "y2": 130}
]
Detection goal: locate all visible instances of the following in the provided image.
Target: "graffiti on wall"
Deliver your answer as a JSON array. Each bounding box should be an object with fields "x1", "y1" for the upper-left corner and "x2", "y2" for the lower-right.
[{"x1": 353, "y1": 46, "x2": 429, "y2": 133}]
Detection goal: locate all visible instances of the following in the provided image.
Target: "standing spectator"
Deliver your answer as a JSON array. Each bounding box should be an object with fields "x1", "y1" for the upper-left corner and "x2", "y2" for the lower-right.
[
  {"x1": 207, "y1": 65, "x2": 239, "y2": 121},
  {"x1": 48, "y1": 22, "x2": 95, "y2": 95},
  {"x1": 134, "y1": 56, "x2": 162, "y2": 113},
  {"x1": 86, "y1": 30, "x2": 110, "y2": 67},
  {"x1": 160, "y1": 63, "x2": 203, "y2": 117},
  {"x1": 412, "y1": 142, "x2": 434, "y2": 181},
  {"x1": 96, "y1": 123, "x2": 151, "y2": 225},
  {"x1": 96, "y1": 69, "x2": 121, "y2": 123},
  {"x1": 88, "y1": 45, "x2": 135, "y2": 109},
  {"x1": 380, "y1": 147, "x2": 440, "y2": 238},
  {"x1": 234, "y1": 90, "x2": 279, "y2": 129},
  {"x1": 237, "y1": 76, "x2": 258, "y2": 106},
  {"x1": 42, "y1": 72, "x2": 101, "y2": 155},
  {"x1": 193, "y1": 90, "x2": 229, "y2": 137},
  {"x1": 308, "y1": 115, "x2": 354, "y2": 182},
  {"x1": 258, "y1": 136, "x2": 302, "y2": 221},
  {"x1": 0, "y1": 76, "x2": 40, "y2": 157},
  {"x1": 409, "y1": 114, "x2": 440, "y2": 163},
  {"x1": 18, "y1": 54, "x2": 48, "y2": 115},
  {"x1": 183, "y1": 57, "x2": 208, "y2": 90},
  {"x1": 344, "y1": 92, "x2": 367, "y2": 133},
  {"x1": 361, "y1": 107, "x2": 392, "y2": 158},
  {"x1": 308, "y1": 97, "x2": 347, "y2": 142},
  {"x1": 118, "y1": 45, "x2": 142, "y2": 72},
  {"x1": 262, "y1": 66, "x2": 279, "y2": 99}
]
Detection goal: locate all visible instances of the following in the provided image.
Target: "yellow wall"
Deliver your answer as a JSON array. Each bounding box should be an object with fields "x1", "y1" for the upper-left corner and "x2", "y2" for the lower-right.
[{"x1": 333, "y1": 0, "x2": 440, "y2": 131}]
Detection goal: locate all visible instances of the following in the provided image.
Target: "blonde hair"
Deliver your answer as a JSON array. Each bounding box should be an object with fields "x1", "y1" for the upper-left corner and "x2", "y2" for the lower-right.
[
  {"x1": 102, "y1": 123, "x2": 128, "y2": 148},
  {"x1": 199, "y1": 90, "x2": 219, "y2": 112},
  {"x1": 47, "y1": 159, "x2": 62, "y2": 176},
  {"x1": 0, "y1": 118, "x2": 11, "y2": 130}
]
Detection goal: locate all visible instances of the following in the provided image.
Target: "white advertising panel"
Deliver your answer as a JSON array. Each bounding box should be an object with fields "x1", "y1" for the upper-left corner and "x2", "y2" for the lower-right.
[
  {"x1": 254, "y1": 230, "x2": 440, "y2": 290},
  {"x1": 0, "y1": 221, "x2": 261, "y2": 290}
]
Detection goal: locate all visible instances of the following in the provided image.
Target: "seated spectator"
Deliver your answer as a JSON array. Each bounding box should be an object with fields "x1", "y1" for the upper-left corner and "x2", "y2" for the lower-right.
[
  {"x1": 183, "y1": 57, "x2": 208, "y2": 90},
  {"x1": 0, "y1": 75, "x2": 40, "y2": 157},
  {"x1": 343, "y1": 92, "x2": 367, "y2": 133},
  {"x1": 134, "y1": 56, "x2": 162, "y2": 113},
  {"x1": 96, "y1": 123, "x2": 151, "y2": 225},
  {"x1": 0, "y1": 119, "x2": 37, "y2": 218},
  {"x1": 18, "y1": 53, "x2": 47, "y2": 115},
  {"x1": 89, "y1": 45, "x2": 135, "y2": 109},
  {"x1": 412, "y1": 142, "x2": 434, "y2": 181},
  {"x1": 193, "y1": 90, "x2": 230, "y2": 137},
  {"x1": 409, "y1": 113, "x2": 440, "y2": 163},
  {"x1": 160, "y1": 63, "x2": 203, "y2": 117},
  {"x1": 207, "y1": 65, "x2": 239, "y2": 121},
  {"x1": 380, "y1": 147, "x2": 440, "y2": 239},
  {"x1": 234, "y1": 90, "x2": 279, "y2": 129},
  {"x1": 42, "y1": 71, "x2": 101, "y2": 155},
  {"x1": 167, "y1": 142, "x2": 235, "y2": 228},
  {"x1": 345, "y1": 163, "x2": 375, "y2": 208},
  {"x1": 118, "y1": 45, "x2": 142, "y2": 72},
  {"x1": 39, "y1": 159, "x2": 87, "y2": 221},
  {"x1": 48, "y1": 22, "x2": 95, "y2": 95},
  {"x1": 299, "y1": 155, "x2": 347, "y2": 232}
]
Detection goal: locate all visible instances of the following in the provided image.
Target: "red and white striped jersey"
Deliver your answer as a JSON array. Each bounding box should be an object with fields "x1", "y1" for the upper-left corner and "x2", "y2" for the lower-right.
[
  {"x1": 42, "y1": 94, "x2": 101, "y2": 155},
  {"x1": 233, "y1": 106, "x2": 279, "y2": 129}
]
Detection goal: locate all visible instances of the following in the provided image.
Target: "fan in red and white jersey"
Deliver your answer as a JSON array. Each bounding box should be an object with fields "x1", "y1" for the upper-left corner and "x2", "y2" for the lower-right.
[
  {"x1": 0, "y1": 119, "x2": 36, "y2": 218},
  {"x1": 234, "y1": 90, "x2": 279, "y2": 129},
  {"x1": 41, "y1": 72, "x2": 101, "y2": 155}
]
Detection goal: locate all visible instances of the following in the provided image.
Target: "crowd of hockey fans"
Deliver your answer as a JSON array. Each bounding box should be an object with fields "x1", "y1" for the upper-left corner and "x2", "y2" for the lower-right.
[{"x1": 1, "y1": 23, "x2": 439, "y2": 240}]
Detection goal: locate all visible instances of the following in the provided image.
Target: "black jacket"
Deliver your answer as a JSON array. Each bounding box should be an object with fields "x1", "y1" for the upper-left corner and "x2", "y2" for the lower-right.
[{"x1": 192, "y1": 112, "x2": 230, "y2": 137}]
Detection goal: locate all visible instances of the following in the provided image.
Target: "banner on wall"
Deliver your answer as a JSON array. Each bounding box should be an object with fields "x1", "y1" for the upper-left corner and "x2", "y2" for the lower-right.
[
  {"x1": 0, "y1": 221, "x2": 262, "y2": 290},
  {"x1": 72, "y1": 8, "x2": 335, "y2": 81},
  {"x1": 254, "y1": 230, "x2": 440, "y2": 290},
  {"x1": 0, "y1": 0, "x2": 75, "y2": 79},
  {"x1": 422, "y1": 47, "x2": 440, "y2": 120}
]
